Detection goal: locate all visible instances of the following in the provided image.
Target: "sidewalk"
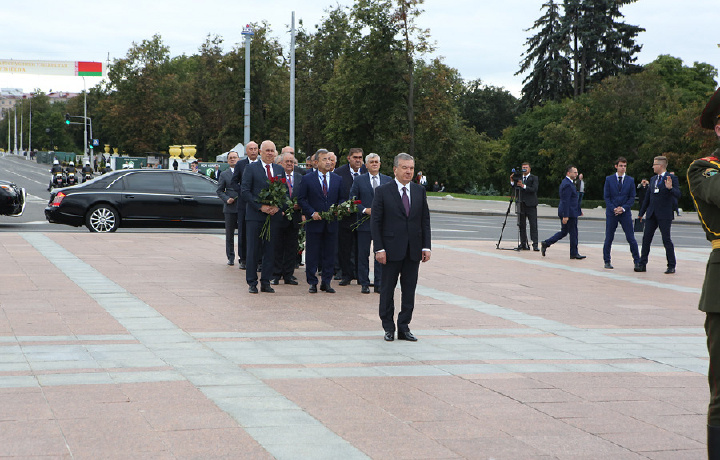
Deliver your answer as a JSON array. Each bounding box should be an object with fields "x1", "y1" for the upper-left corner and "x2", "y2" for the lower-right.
[
  {"x1": 0, "y1": 220, "x2": 708, "y2": 458},
  {"x1": 428, "y1": 195, "x2": 700, "y2": 225}
]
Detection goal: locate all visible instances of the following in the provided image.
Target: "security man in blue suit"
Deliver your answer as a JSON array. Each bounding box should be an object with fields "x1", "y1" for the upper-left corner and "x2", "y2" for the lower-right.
[
  {"x1": 349, "y1": 153, "x2": 393, "y2": 294},
  {"x1": 636, "y1": 155, "x2": 681, "y2": 274},
  {"x1": 297, "y1": 149, "x2": 344, "y2": 293},
  {"x1": 602, "y1": 157, "x2": 641, "y2": 270},
  {"x1": 541, "y1": 165, "x2": 585, "y2": 259}
]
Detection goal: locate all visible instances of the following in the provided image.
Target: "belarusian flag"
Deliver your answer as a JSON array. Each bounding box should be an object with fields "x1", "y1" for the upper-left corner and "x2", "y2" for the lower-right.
[{"x1": 76, "y1": 61, "x2": 102, "y2": 76}]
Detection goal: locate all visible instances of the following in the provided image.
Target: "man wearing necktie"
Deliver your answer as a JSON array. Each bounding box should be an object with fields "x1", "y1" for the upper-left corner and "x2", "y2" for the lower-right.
[
  {"x1": 511, "y1": 162, "x2": 539, "y2": 251},
  {"x1": 636, "y1": 155, "x2": 681, "y2": 273},
  {"x1": 297, "y1": 149, "x2": 344, "y2": 293},
  {"x1": 335, "y1": 148, "x2": 368, "y2": 286},
  {"x1": 372, "y1": 153, "x2": 431, "y2": 342},
  {"x1": 272, "y1": 151, "x2": 303, "y2": 285},
  {"x1": 240, "y1": 140, "x2": 285, "y2": 293},
  {"x1": 602, "y1": 157, "x2": 640, "y2": 270},
  {"x1": 350, "y1": 153, "x2": 393, "y2": 294},
  {"x1": 541, "y1": 166, "x2": 585, "y2": 259}
]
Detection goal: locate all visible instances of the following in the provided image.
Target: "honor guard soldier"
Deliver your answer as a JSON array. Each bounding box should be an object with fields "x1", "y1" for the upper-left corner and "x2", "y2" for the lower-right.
[{"x1": 688, "y1": 87, "x2": 720, "y2": 459}]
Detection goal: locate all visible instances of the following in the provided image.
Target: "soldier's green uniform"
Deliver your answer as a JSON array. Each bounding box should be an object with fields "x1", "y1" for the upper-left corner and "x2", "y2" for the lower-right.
[{"x1": 692, "y1": 88, "x2": 720, "y2": 459}]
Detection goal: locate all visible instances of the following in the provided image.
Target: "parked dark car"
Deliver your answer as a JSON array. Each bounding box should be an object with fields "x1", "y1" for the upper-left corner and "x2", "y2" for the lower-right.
[
  {"x1": 45, "y1": 170, "x2": 224, "y2": 232},
  {"x1": 0, "y1": 180, "x2": 26, "y2": 217}
]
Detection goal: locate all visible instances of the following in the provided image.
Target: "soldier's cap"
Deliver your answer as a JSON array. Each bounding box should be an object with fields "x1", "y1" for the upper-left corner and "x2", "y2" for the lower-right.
[{"x1": 701, "y1": 87, "x2": 720, "y2": 130}]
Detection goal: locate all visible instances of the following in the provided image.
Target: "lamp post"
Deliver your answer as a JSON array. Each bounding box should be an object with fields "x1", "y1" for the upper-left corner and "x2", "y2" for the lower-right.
[{"x1": 241, "y1": 24, "x2": 254, "y2": 146}]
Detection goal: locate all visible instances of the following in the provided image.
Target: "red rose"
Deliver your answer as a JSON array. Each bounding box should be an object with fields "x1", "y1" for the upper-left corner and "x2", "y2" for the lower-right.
[
  {"x1": 280, "y1": 177, "x2": 287, "y2": 184},
  {"x1": 354, "y1": 200, "x2": 362, "y2": 204}
]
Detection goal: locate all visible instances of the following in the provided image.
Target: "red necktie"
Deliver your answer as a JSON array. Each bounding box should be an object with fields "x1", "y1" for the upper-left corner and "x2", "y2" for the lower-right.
[
  {"x1": 266, "y1": 164, "x2": 272, "y2": 180},
  {"x1": 322, "y1": 174, "x2": 328, "y2": 196},
  {"x1": 287, "y1": 175, "x2": 293, "y2": 197},
  {"x1": 402, "y1": 187, "x2": 410, "y2": 216}
]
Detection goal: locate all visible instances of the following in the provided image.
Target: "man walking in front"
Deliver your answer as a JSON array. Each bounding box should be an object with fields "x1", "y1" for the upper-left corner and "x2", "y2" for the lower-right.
[
  {"x1": 372, "y1": 153, "x2": 431, "y2": 342},
  {"x1": 602, "y1": 157, "x2": 641, "y2": 270},
  {"x1": 635, "y1": 156, "x2": 681, "y2": 274},
  {"x1": 541, "y1": 166, "x2": 585, "y2": 260}
]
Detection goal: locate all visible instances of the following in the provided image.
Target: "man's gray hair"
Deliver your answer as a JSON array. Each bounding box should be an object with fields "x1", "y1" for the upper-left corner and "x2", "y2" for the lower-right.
[
  {"x1": 314, "y1": 148, "x2": 329, "y2": 162},
  {"x1": 394, "y1": 152, "x2": 414, "y2": 167},
  {"x1": 279, "y1": 152, "x2": 295, "y2": 162},
  {"x1": 365, "y1": 153, "x2": 380, "y2": 163}
]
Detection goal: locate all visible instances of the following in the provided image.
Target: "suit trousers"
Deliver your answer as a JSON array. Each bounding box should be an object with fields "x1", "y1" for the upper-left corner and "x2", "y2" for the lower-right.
[
  {"x1": 640, "y1": 216, "x2": 675, "y2": 268},
  {"x1": 305, "y1": 230, "x2": 337, "y2": 286},
  {"x1": 708, "y1": 313, "x2": 720, "y2": 425},
  {"x1": 273, "y1": 222, "x2": 298, "y2": 281},
  {"x1": 545, "y1": 217, "x2": 579, "y2": 256},
  {"x1": 357, "y1": 231, "x2": 382, "y2": 288},
  {"x1": 603, "y1": 211, "x2": 639, "y2": 263},
  {"x1": 223, "y1": 212, "x2": 238, "y2": 262},
  {"x1": 379, "y1": 249, "x2": 420, "y2": 334},
  {"x1": 236, "y1": 206, "x2": 247, "y2": 261},
  {"x1": 245, "y1": 220, "x2": 275, "y2": 286},
  {"x1": 338, "y1": 224, "x2": 357, "y2": 280},
  {"x1": 518, "y1": 204, "x2": 538, "y2": 246}
]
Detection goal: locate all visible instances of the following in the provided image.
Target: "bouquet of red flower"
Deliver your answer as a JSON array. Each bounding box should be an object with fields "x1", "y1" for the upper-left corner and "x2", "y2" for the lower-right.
[
  {"x1": 257, "y1": 176, "x2": 290, "y2": 240},
  {"x1": 319, "y1": 198, "x2": 363, "y2": 222}
]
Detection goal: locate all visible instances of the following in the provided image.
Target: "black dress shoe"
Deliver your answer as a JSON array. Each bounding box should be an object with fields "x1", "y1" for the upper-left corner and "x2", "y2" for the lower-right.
[
  {"x1": 260, "y1": 284, "x2": 275, "y2": 293},
  {"x1": 320, "y1": 283, "x2": 336, "y2": 293},
  {"x1": 361, "y1": 285, "x2": 370, "y2": 294},
  {"x1": 238, "y1": 260, "x2": 246, "y2": 270},
  {"x1": 284, "y1": 279, "x2": 299, "y2": 285},
  {"x1": 570, "y1": 254, "x2": 586, "y2": 260},
  {"x1": 271, "y1": 278, "x2": 280, "y2": 285},
  {"x1": 227, "y1": 259, "x2": 234, "y2": 266},
  {"x1": 308, "y1": 284, "x2": 318, "y2": 293},
  {"x1": 248, "y1": 285, "x2": 258, "y2": 294},
  {"x1": 397, "y1": 331, "x2": 418, "y2": 341},
  {"x1": 665, "y1": 267, "x2": 676, "y2": 274},
  {"x1": 289, "y1": 275, "x2": 298, "y2": 281},
  {"x1": 338, "y1": 278, "x2": 352, "y2": 286},
  {"x1": 541, "y1": 241, "x2": 548, "y2": 257},
  {"x1": 533, "y1": 245, "x2": 539, "y2": 252},
  {"x1": 384, "y1": 331, "x2": 394, "y2": 341},
  {"x1": 634, "y1": 264, "x2": 646, "y2": 272},
  {"x1": 604, "y1": 262, "x2": 613, "y2": 269},
  {"x1": 333, "y1": 274, "x2": 342, "y2": 281}
]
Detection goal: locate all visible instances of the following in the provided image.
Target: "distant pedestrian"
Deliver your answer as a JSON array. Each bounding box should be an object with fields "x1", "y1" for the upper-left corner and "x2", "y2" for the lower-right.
[
  {"x1": 576, "y1": 173, "x2": 585, "y2": 209},
  {"x1": 541, "y1": 165, "x2": 585, "y2": 260},
  {"x1": 172, "y1": 159, "x2": 179, "y2": 170}
]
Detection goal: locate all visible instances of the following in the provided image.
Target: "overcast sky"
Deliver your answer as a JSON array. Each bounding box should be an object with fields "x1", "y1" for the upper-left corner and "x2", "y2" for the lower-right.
[{"x1": 1, "y1": 0, "x2": 718, "y2": 97}]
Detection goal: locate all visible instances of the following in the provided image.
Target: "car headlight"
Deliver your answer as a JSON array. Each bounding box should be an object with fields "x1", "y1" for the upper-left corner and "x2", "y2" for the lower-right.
[{"x1": 0, "y1": 184, "x2": 16, "y2": 195}]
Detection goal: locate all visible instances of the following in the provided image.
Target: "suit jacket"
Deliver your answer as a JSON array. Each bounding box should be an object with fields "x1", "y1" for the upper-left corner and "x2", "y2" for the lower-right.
[
  {"x1": 603, "y1": 174, "x2": 636, "y2": 216},
  {"x1": 557, "y1": 177, "x2": 580, "y2": 219},
  {"x1": 371, "y1": 181, "x2": 431, "y2": 263},
  {"x1": 281, "y1": 170, "x2": 304, "y2": 228},
  {"x1": 639, "y1": 173, "x2": 681, "y2": 221},
  {"x1": 518, "y1": 174, "x2": 539, "y2": 207},
  {"x1": 297, "y1": 170, "x2": 343, "y2": 234},
  {"x1": 336, "y1": 163, "x2": 368, "y2": 227},
  {"x1": 240, "y1": 160, "x2": 286, "y2": 223},
  {"x1": 216, "y1": 168, "x2": 239, "y2": 214},
  {"x1": 349, "y1": 172, "x2": 393, "y2": 232}
]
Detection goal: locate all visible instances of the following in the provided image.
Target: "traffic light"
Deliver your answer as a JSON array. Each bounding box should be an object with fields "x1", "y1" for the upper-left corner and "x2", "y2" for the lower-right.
[{"x1": 64, "y1": 113, "x2": 70, "y2": 125}]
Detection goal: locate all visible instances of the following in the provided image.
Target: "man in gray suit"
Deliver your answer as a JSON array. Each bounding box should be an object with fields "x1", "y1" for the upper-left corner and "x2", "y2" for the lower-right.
[
  {"x1": 216, "y1": 150, "x2": 240, "y2": 265},
  {"x1": 350, "y1": 153, "x2": 392, "y2": 294}
]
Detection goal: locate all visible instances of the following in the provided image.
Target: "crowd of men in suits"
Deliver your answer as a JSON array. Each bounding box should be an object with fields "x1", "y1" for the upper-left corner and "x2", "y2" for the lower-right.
[{"x1": 216, "y1": 141, "x2": 432, "y2": 341}]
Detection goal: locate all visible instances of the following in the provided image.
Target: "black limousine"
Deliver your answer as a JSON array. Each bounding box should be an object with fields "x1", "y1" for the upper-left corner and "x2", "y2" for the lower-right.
[
  {"x1": 45, "y1": 169, "x2": 225, "y2": 232},
  {"x1": 0, "y1": 180, "x2": 26, "y2": 217}
]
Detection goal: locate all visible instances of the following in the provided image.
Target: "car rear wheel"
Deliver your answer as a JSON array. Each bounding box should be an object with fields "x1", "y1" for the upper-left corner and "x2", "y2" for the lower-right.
[{"x1": 85, "y1": 204, "x2": 119, "y2": 232}]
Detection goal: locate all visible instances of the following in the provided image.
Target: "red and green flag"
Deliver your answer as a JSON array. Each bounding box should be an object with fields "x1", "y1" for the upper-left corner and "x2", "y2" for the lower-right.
[{"x1": 75, "y1": 61, "x2": 102, "y2": 76}]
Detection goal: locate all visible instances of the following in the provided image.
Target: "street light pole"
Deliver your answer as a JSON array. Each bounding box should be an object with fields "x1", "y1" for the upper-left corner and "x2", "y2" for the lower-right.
[
  {"x1": 242, "y1": 24, "x2": 254, "y2": 147},
  {"x1": 290, "y1": 12, "x2": 296, "y2": 150},
  {"x1": 83, "y1": 77, "x2": 89, "y2": 164}
]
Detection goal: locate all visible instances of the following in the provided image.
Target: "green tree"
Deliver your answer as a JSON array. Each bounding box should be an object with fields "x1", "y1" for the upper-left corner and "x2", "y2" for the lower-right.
[{"x1": 458, "y1": 80, "x2": 519, "y2": 139}]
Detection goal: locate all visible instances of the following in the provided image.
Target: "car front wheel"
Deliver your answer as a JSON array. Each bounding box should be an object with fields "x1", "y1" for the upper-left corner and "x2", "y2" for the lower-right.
[{"x1": 85, "y1": 204, "x2": 119, "y2": 232}]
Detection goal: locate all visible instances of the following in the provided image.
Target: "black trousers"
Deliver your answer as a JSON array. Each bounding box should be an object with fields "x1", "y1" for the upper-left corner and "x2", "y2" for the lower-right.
[
  {"x1": 379, "y1": 249, "x2": 420, "y2": 334},
  {"x1": 245, "y1": 220, "x2": 275, "y2": 287},
  {"x1": 274, "y1": 222, "x2": 298, "y2": 281},
  {"x1": 518, "y1": 204, "x2": 538, "y2": 246},
  {"x1": 338, "y1": 224, "x2": 357, "y2": 280},
  {"x1": 236, "y1": 205, "x2": 247, "y2": 261},
  {"x1": 708, "y1": 313, "x2": 720, "y2": 425},
  {"x1": 223, "y1": 212, "x2": 238, "y2": 262},
  {"x1": 640, "y1": 215, "x2": 675, "y2": 268}
]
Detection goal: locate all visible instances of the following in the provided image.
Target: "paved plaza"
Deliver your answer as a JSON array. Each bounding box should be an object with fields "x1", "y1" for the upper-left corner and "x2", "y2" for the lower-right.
[{"x1": 0, "y1": 228, "x2": 711, "y2": 459}]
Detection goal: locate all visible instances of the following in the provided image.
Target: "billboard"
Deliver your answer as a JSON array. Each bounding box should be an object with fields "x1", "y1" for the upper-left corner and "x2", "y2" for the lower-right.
[{"x1": 0, "y1": 60, "x2": 103, "y2": 77}]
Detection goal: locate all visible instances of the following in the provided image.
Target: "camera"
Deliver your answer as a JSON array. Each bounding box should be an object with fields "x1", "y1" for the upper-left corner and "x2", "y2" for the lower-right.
[{"x1": 511, "y1": 167, "x2": 526, "y2": 183}]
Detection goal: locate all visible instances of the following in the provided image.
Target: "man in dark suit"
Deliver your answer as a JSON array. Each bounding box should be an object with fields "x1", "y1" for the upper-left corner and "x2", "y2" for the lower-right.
[
  {"x1": 636, "y1": 155, "x2": 681, "y2": 274},
  {"x1": 602, "y1": 157, "x2": 641, "y2": 270},
  {"x1": 240, "y1": 140, "x2": 285, "y2": 294},
  {"x1": 335, "y1": 148, "x2": 367, "y2": 285},
  {"x1": 350, "y1": 153, "x2": 392, "y2": 294},
  {"x1": 297, "y1": 149, "x2": 344, "y2": 293},
  {"x1": 372, "y1": 153, "x2": 431, "y2": 342},
  {"x1": 216, "y1": 150, "x2": 240, "y2": 266},
  {"x1": 512, "y1": 161, "x2": 539, "y2": 251},
  {"x1": 231, "y1": 141, "x2": 259, "y2": 270},
  {"x1": 272, "y1": 151, "x2": 302, "y2": 285},
  {"x1": 541, "y1": 165, "x2": 585, "y2": 259}
]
